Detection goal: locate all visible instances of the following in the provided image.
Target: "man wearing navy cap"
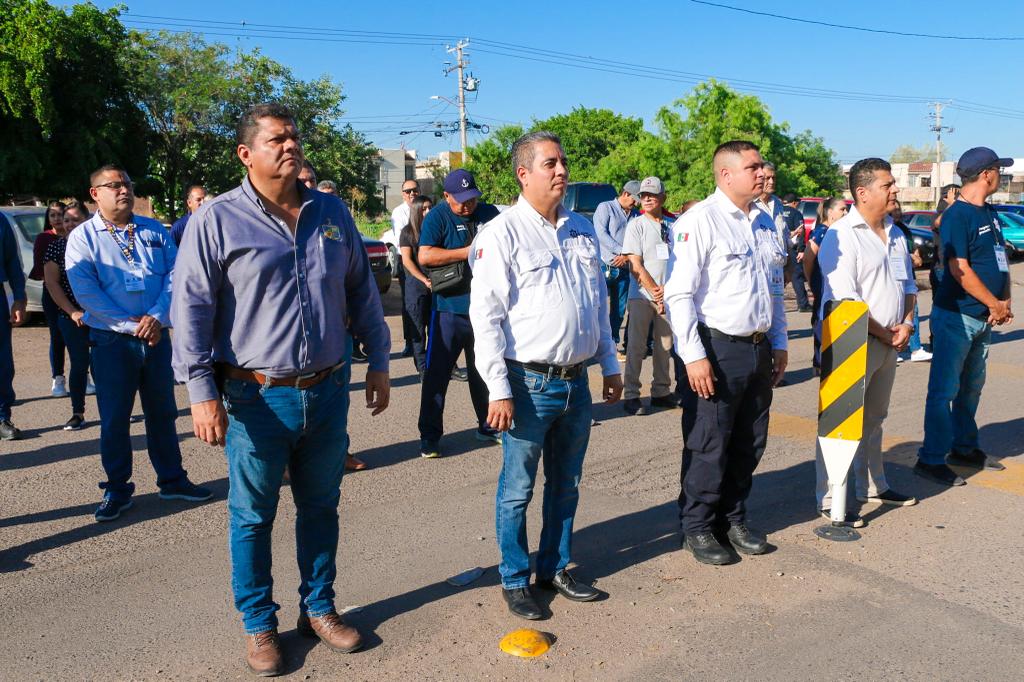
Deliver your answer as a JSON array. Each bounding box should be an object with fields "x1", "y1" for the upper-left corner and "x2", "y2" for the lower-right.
[
  {"x1": 916, "y1": 147, "x2": 1013, "y2": 486},
  {"x1": 416, "y1": 169, "x2": 501, "y2": 458}
]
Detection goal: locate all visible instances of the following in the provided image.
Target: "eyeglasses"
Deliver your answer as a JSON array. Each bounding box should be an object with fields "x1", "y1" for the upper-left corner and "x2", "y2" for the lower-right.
[
  {"x1": 93, "y1": 181, "x2": 133, "y2": 191},
  {"x1": 402, "y1": 188, "x2": 418, "y2": 194}
]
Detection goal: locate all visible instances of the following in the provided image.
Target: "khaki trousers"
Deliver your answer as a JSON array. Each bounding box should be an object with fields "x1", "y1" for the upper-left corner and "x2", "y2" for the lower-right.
[
  {"x1": 624, "y1": 298, "x2": 673, "y2": 400},
  {"x1": 815, "y1": 336, "x2": 897, "y2": 508}
]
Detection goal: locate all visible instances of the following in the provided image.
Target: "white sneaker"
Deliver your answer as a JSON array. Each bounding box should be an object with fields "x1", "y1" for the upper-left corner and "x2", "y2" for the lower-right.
[
  {"x1": 86, "y1": 381, "x2": 96, "y2": 395},
  {"x1": 896, "y1": 355, "x2": 905, "y2": 364},
  {"x1": 910, "y1": 349, "x2": 933, "y2": 362},
  {"x1": 51, "y1": 376, "x2": 68, "y2": 397}
]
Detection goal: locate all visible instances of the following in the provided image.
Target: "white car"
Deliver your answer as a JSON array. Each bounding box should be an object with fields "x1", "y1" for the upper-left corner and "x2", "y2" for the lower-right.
[{"x1": 1, "y1": 206, "x2": 48, "y2": 313}]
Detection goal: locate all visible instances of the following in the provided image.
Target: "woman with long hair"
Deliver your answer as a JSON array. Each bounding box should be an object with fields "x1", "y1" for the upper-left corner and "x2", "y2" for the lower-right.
[
  {"x1": 400, "y1": 195, "x2": 434, "y2": 376},
  {"x1": 43, "y1": 201, "x2": 92, "y2": 429},
  {"x1": 803, "y1": 197, "x2": 848, "y2": 374},
  {"x1": 30, "y1": 200, "x2": 69, "y2": 396}
]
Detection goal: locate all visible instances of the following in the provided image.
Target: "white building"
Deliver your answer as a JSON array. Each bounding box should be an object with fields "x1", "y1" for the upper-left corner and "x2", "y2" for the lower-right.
[{"x1": 841, "y1": 159, "x2": 1024, "y2": 205}]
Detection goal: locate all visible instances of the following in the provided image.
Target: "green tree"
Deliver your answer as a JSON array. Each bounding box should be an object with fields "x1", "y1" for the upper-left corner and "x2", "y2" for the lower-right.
[
  {"x1": 462, "y1": 124, "x2": 524, "y2": 204},
  {"x1": 125, "y1": 31, "x2": 381, "y2": 219},
  {"x1": 536, "y1": 107, "x2": 645, "y2": 181},
  {"x1": 0, "y1": 0, "x2": 148, "y2": 199},
  {"x1": 890, "y1": 143, "x2": 946, "y2": 164}
]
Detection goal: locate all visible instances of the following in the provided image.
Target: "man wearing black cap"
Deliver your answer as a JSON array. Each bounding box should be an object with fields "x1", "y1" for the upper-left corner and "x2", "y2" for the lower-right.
[
  {"x1": 916, "y1": 147, "x2": 1013, "y2": 486},
  {"x1": 417, "y1": 169, "x2": 501, "y2": 458}
]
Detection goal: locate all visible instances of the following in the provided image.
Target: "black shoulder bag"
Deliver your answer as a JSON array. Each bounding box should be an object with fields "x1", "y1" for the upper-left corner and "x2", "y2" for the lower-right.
[{"x1": 427, "y1": 219, "x2": 478, "y2": 296}]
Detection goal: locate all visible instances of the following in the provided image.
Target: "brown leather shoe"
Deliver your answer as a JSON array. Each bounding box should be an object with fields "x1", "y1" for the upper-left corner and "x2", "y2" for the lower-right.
[
  {"x1": 245, "y1": 629, "x2": 284, "y2": 677},
  {"x1": 297, "y1": 611, "x2": 363, "y2": 653}
]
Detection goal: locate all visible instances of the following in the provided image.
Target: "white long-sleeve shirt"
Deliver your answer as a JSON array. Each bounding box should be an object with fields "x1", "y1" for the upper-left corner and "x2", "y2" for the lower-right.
[
  {"x1": 468, "y1": 196, "x2": 620, "y2": 401},
  {"x1": 817, "y1": 205, "x2": 918, "y2": 328},
  {"x1": 664, "y1": 188, "x2": 788, "y2": 364}
]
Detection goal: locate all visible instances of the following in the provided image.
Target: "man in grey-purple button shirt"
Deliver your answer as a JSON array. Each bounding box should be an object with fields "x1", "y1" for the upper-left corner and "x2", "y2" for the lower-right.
[{"x1": 171, "y1": 102, "x2": 390, "y2": 676}]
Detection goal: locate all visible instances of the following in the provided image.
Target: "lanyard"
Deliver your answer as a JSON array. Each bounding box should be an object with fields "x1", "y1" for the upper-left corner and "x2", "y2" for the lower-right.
[{"x1": 100, "y1": 215, "x2": 137, "y2": 267}]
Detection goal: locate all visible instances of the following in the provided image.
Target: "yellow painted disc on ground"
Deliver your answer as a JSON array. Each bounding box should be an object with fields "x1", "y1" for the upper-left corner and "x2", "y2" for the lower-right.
[{"x1": 499, "y1": 629, "x2": 551, "y2": 658}]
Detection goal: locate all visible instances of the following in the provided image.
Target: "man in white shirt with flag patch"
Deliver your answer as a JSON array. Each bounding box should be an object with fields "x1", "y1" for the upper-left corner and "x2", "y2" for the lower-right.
[{"x1": 469, "y1": 131, "x2": 622, "y2": 621}]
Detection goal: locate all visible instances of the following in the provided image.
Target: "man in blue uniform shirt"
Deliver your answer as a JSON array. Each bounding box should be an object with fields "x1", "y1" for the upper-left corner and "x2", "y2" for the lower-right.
[
  {"x1": 916, "y1": 147, "x2": 1013, "y2": 486},
  {"x1": 65, "y1": 165, "x2": 213, "y2": 523},
  {"x1": 416, "y1": 168, "x2": 500, "y2": 458},
  {"x1": 0, "y1": 210, "x2": 27, "y2": 440},
  {"x1": 169, "y1": 184, "x2": 208, "y2": 246},
  {"x1": 592, "y1": 181, "x2": 639, "y2": 348},
  {"x1": 172, "y1": 103, "x2": 390, "y2": 676}
]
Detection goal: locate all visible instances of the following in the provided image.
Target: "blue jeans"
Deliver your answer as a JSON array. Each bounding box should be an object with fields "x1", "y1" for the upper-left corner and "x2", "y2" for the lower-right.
[
  {"x1": 918, "y1": 306, "x2": 990, "y2": 464},
  {"x1": 496, "y1": 364, "x2": 592, "y2": 589},
  {"x1": 0, "y1": 296, "x2": 14, "y2": 420},
  {"x1": 58, "y1": 317, "x2": 91, "y2": 415},
  {"x1": 223, "y1": 364, "x2": 351, "y2": 634},
  {"x1": 90, "y1": 329, "x2": 185, "y2": 500},
  {"x1": 604, "y1": 265, "x2": 629, "y2": 345}
]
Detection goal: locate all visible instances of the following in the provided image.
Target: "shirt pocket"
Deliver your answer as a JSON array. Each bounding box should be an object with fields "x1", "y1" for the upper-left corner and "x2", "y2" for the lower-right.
[
  {"x1": 139, "y1": 242, "x2": 168, "y2": 275},
  {"x1": 713, "y1": 239, "x2": 754, "y2": 295},
  {"x1": 513, "y1": 249, "x2": 563, "y2": 311},
  {"x1": 318, "y1": 230, "x2": 351, "y2": 279}
]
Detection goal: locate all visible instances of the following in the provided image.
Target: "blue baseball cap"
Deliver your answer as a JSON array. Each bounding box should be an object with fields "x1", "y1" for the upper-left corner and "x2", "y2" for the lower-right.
[
  {"x1": 956, "y1": 147, "x2": 1013, "y2": 178},
  {"x1": 443, "y1": 168, "x2": 482, "y2": 203}
]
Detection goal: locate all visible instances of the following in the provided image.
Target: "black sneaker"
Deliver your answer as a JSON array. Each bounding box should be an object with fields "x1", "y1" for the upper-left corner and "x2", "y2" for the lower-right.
[
  {"x1": 819, "y1": 509, "x2": 865, "y2": 528},
  {"x1": 948, "y1": 448, "x2": 1005, "y2": 471},
  {"x1": 351, "y1": 346, "x2": 368, "y2": 362},
  {"x1": 159, "y1": 479, "x2": 214, "y2": 502},
  {"x1": 95, "y1": 495, "x2": 133, "y2": 522},
  {"x1": 420, "y1": 441, "x2": 441, "y2": 459},
  {"x1": 623, "y1": 398, "x2": 648, "y2": 416},
  {"x1": 451, "y1": 367, "x2": 468, "y2": 382},
  {"x1": 914, "y1": 461, "x2": 966, "y2": 486},
  {"x1": 63, "y1": 415, "x2": 86, "y2": 431},
  {"x1": 857, "y1": 489, "x2": 917, "y2": 506},
  {"x1": 650, "y1": 394, "x2": 680, "y2": 410},
  {"x1": 0, "y1": 419, "x2": 21, "y2": 441}
]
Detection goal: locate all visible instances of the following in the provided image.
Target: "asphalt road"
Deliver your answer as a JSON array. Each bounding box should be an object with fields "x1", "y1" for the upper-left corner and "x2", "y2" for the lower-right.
[{"x1": 2, "y1": 268, "x2": 1024, "y2": 681}]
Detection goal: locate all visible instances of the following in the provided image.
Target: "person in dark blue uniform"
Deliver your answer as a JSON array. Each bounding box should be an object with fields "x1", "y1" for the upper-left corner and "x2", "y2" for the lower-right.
[{"x1": 416, "y1": 169, "x2": 500, "y2": 458}]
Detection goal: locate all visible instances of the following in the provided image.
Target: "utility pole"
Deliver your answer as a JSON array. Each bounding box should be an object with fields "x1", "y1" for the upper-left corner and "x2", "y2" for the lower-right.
[
  {"x1": 929, "y1": 102, "x2": 954, "y2": 203},
  {"x1": 445, "y1": 39, "x2": 471, "y2": 161}
]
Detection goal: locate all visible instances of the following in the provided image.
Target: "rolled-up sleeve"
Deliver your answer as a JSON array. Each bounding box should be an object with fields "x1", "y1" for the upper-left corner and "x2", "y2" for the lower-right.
[
  {"x1": 664, "y1": 214, "x2": 708, "y2": 363},
  {"x1": 341, "y1": 204, "x2": 390, "y2": 373},
  {"x1": 468, "y1": 227, "x2": 513, "y2": 400},
  {"x1": 171, "y1": 205, "x2": 223, "y2": 404},
  {"x1": 64, "y1": 230, "x2": 135, "y2": 335}
]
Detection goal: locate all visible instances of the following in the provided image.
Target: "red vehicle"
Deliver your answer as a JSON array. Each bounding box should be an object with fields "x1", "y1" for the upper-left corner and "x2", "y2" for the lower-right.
[{"x1": 798, "y1": 197, "x2": 853, "y2": 240}]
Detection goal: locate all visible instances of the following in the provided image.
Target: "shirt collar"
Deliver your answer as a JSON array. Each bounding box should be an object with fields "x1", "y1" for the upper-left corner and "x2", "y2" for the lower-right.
[
  {"x1": 712, "y1": 187, "x2": 759, "y2": 221},
  {"x1": 241, "y1": 175, "x2": 316, "y2": 217},
  {"x1": 515, "y1": 194, "x2": 570, "y2": 228},
  {"x1": 89, "y1": 211, "x2": 136, "y2": 232},
  {"x1": 846, "y1": 204, "x2": 896, "y2": 233}
]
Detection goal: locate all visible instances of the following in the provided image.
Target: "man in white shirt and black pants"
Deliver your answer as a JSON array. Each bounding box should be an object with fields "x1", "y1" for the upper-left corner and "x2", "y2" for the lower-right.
[
  {"x1": 664, "y1": 140, "x2": 788, "y2": 565},
  {"x1": 469, "y1": 131, "x2": 623, "y2": 620},
  {"x1": 816, "y1": 158, "x2": 918, "y2": 526}
]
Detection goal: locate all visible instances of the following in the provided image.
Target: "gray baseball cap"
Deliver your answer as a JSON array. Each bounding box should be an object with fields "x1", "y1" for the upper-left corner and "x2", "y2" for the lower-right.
[
  {"x1": 622, "y1": 180, "x2": 641, "y2": 201},
  {"x1": 639, "y1": 176, "x2": 664, "y2": 195}
]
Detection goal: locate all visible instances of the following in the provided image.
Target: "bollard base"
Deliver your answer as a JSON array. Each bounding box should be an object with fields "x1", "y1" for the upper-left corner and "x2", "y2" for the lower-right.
[{"x1": 813, "y1": 523, "x2": 861, "y2": 542}]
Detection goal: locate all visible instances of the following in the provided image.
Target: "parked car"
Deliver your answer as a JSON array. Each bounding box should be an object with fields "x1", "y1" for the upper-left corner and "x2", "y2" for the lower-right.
[
  {"x1": 360, "y1": 233, "x2": 391, "y2": 294},
  {"x1": 902, "y1": 211, "x2": 938, "y2": 231},
  {"x1": 993, "y1": 204, "x2": 1024, "y2": 217},
  {"x1": 797, "y1": 197, "x2": 853, "y2": 241},
  {"x1": 905, "y1": 226, "x2": 936, "y2": 268},
  {"x1": 996, "y1": 211, "x2": 1024, "y2": 257},
  {"x1": 562, "y1": 182, "x2": 617, "y2": 222},
  {"x1": 0, "y1": 206, "x2": 48, "y2": 313}
]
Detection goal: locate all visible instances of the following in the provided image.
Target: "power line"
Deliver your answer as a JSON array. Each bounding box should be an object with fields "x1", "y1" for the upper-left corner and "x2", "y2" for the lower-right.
[{"x1": 688, "y1": 1, "x2": 1024, "y2": 41}]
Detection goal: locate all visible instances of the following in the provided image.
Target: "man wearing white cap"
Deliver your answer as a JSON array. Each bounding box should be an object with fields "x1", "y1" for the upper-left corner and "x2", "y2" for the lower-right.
[{"x1": 621, "y1": 177, "x2": 679, "y2": 416}]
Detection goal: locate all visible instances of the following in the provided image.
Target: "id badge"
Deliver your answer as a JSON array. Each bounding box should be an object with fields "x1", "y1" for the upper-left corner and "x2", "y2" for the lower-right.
[
  {"x1": 995, "y1": 245, "x2": 1009, "y2": 273},
  {"x1": 769, "y1": 264, "x2": 784, "y2": 296},
  {"x1": 889, "y1": 254, "x2": 909, "y2": 281},
  {"x1": 124, "y1": 267, "x2": 145, "y2": 292},
  {"x1": 655, "y1": 243, "x2": 670, "y2": 261}
]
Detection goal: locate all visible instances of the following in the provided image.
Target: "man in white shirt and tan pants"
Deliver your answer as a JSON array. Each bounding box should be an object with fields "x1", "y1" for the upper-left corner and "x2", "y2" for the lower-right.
[
  {"x1": 816, "y1": 158, "x2": 918, "y2": 527},
  {"x1": 469, "y1": 131, "x2": 623, "y2": 621},
  {"x1": 664, "y1": 140, "x2": 788, "y2": 566}
]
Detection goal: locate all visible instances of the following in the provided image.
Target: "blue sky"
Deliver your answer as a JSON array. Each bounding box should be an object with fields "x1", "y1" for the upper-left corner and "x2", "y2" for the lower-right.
[{"x1": 102, "y1": 0, "x2": 1024, "y2": 165}]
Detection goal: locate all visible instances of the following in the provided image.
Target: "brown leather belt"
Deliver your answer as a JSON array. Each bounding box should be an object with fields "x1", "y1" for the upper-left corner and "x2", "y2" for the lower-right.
[{"x1": 219, "y1": 363, "x2": 343, "y2": 389}]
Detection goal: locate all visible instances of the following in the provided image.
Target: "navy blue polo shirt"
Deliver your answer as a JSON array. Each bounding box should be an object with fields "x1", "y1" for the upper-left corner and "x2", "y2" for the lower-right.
[
  {"x1": 934, "y1": 201, "x2": 1009, "y2": 319},
  {"x1": 419, "y1": 200, "x2": 499, "y2": 315}
]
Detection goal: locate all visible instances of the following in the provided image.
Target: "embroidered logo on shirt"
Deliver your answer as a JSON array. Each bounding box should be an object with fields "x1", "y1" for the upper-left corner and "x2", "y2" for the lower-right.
[
  {"x1": 476, "y1": 248, "x2": 483, "y2": 259},
  {"x1": 321, "y1": 220, "x2": 342, "y2": 241},
  {"x1": 676, "y1": 233, "x2": 689, "y2": 242}
]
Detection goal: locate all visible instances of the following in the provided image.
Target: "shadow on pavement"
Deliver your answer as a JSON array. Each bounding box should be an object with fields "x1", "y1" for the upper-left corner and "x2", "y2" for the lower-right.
[
  {"x1": 352, "y1": 426, "x2": 496, "y2": 469},
  {"x1": 0, "y1": 477, "x2": 227, "y2": 573},
  {"x1": 0, "y1": 430, "x2": 191, "y2": 472}
]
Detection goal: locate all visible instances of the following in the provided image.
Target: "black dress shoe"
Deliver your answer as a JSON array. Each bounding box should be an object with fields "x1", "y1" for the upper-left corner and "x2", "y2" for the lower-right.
[
  {"x1": 536, "y1": 570, "x2": 600, "y2": 602},
  {"x1": 948, "y1": 448, "x2": 1005, "y2": 471},
  {"x1": 650, "y1": 394, "x2": 680, "y2": 409},
  {"x1": 0, "y1": 419, "x2": 22, "y2": 441},
  {"x1": 623, "y1": 398, "x2": 648, "y2": 415},
  {"x1": 682, "y1": 532, "x2": 732, "y2": 565},
  {"x1": 914, "y1": 461, "x2": 965, "y2": 486},
  {"x1": 502, "y1": 587, "x2": 543, "y2": 620},
  {"x1": 725, "y1": 523, "x2": 768, "y2": 555}
]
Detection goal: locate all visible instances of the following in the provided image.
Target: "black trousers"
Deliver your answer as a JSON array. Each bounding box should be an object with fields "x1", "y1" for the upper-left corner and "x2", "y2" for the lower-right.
[
  {"x1": 678, "y1": 333, "x2": 774, "y2": 534},
  {"x1": 398, "y1": 267, "x2": 416, "y2": 349},
  {"x1": 403, "y1": 277, "x2": 431, "y2": 372},
  {"x1": 789, "y1": 246, "x2": 810, "y2": 309}
]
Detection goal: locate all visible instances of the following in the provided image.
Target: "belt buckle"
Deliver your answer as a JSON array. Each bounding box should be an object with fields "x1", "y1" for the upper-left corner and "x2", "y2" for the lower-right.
[
  {"x1": 546, "y1": 365, "x2": 559, "y2": 380},
  {"x1": 295, "y1": 370, "x2": 318, "y2": 388},
  {"x1": 753, "y1": 332, "x2": 765, "y2": 344}
]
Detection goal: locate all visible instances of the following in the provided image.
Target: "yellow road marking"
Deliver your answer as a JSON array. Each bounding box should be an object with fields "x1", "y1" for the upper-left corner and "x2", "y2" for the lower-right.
[{"x1": 768, "y1": 412, "x2": 1024, "y2": 496}]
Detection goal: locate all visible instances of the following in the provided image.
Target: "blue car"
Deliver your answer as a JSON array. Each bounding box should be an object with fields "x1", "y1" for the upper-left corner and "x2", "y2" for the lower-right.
[{"x1": 997, "y1": 211, "x2": 1024, "y2": 257}]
